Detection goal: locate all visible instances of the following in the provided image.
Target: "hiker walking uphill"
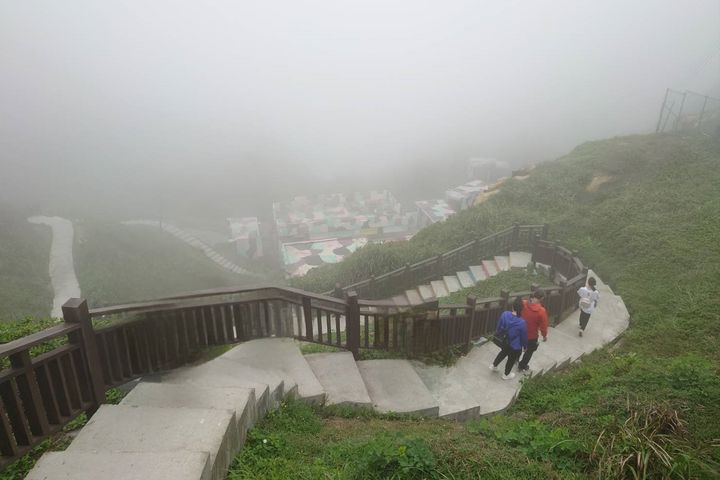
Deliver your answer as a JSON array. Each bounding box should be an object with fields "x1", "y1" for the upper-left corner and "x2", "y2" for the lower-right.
[
  {"x1": 489, "y1": 297, "x2": 528, "y2": 380},
  {"x1": 577, "y1": 277, "x2": 600, "y2": 336},
  {"x1": 518, "y1": 289, "x2": 549, "y2": 372}
]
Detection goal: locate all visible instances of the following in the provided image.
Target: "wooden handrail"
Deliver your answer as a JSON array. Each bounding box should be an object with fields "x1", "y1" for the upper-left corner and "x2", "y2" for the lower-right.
[
  {"x1": 0, "y1": 323, "x2": 80, "y2": 358},
  {"x1": 0, "y1": 224, "x2": 595, "y2": 470}
]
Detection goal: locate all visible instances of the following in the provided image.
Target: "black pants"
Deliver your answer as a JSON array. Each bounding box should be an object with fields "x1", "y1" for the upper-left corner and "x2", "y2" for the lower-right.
[
  {"x1": 579, "y1": 310, "x2": 591, "y2": 330},
  {"x1": 493, "y1": 345, "x2": 521, "y2": 375},
  {"x1": 518, "y1": 339, "x2": 539, "y2": 370}
]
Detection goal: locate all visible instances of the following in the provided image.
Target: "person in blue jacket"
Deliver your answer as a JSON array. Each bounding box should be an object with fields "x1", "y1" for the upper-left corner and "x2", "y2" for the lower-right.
[{"x1": 489, "y1": 296, "x2": 528, "y2": 380}]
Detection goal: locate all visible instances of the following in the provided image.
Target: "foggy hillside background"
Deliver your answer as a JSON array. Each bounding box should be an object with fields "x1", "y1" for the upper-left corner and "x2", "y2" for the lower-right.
[{"x1": 1, "y1": 0, "x2": 718, "y2": 220}]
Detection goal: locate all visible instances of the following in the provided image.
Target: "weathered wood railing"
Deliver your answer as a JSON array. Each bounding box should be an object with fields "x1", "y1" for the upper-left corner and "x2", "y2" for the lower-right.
[
  {"x1": 323, "y1": 223, "x2": 549, "y2": 298},
  {"x1": 0, "y1": 227, "x2": 589, "y2": 468}
]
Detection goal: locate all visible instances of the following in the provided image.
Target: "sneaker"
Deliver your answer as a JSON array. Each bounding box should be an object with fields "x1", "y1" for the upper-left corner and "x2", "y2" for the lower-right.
[
  {"x1": 489, "y1": 364, "x2": 498, "y2": 372},
  {"x1": 502, "y1": 372, "x2": 516, "y2": 380},
  {"x1": 578, "y1": 329, "x2": 583, "y2": 337},
  {"x1": 519, "y1": 365, "x2": 529, "y2": 372}
]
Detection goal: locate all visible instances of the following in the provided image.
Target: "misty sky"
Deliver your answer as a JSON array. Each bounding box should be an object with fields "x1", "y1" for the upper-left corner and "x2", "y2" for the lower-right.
[{"x1": 1, "y1": 0, "x2": 718, "y2": 217}]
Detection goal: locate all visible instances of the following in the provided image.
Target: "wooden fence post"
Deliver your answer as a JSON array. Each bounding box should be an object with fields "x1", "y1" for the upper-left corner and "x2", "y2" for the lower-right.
[
  {"x1": 542, "y1": 223, "x2": 549, "y2": 240},
  {"x1": 500, "y1": 289, "x2": 510, "y2": 311},
  {"x1": 531, "y1": 233, "x2": 540, "y2": 263},
  {"x1": 346, "y1": 292, "x2": 361, "y2": 360},
  {"x1": 62, "y1": 298, "x2": 105, "y2": 414},
  {"x1": 302, "y1": 296, "x2": 314, "y2": 341},
  {"x1": 465, "y1": 296, "x2": 477, "y2": 352},
  {"x1": 557, "y1": 280, "x2": 568, "y2": 325},
  {"x1": 510, "y1": 223, "x2": 519, "y2": 252},
  {"x1": 333, "y1": 283, "x2": 344, "y2": 299}
]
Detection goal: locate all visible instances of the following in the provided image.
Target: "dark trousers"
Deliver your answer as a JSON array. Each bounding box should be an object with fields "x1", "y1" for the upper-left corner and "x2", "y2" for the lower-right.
[
  {"x1": 579, "y1": 310, "x2": 591, "y2": 330},
  {"x1": 493, "y1": 345, "x2": 521, "y2": 375},
  {"x1": 518, "y1": 339, "x2": 539, "y2": 370}
]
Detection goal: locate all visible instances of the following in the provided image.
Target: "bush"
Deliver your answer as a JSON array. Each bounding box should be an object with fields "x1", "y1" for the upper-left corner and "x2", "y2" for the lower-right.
[{"x1": 352, "y1": 433, "x2": 438, "y2": 480}]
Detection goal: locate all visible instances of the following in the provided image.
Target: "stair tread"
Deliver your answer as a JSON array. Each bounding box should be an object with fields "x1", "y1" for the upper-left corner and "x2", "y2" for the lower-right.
[
  {"x1": 357, "y1": 359, "x2": 439, "y2": 416},
  {"x1": 305, "y1": 352, "x2": 372, "y2": 407},
  {"x1": 456, "y1": 271, "x2": 475, "y2": 288},
  {"x1": 26, "y1": 451, "x2": 212, "y2": 480},
  {"x1": 430, "y1": 280, "x2": 449, "y2": 298},
  {"x1": 443, "y1": 276, "x2": 462, "y2": 293},
  {"x1": 468, "y1": 265, "x2": 486, "y2": 282}
]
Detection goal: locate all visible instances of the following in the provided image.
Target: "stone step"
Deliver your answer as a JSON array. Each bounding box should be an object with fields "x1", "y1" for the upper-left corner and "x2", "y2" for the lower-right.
[
  {"x1": 161, "y1": 359, "x2": 285, "y2": 418},
  {"x1": 494, "y1": 255, "x2": 510, "y2": 272},
  {"x1": 418, "y1": 284, "x2": 436, "y2": 302},
  {"x1": 357, "y1": 359, "x2": 439, "y2": 416},
  {"x1": 392, "y1": 294, "x2": 410, "y2": 308},
  {"x1": 219, "y1": 338, "x2": 325, "y2": 404},
  {"x1": 411, "y1": 361, "x2": 480, "y2": 421},
  {"x1": 67, "y1": 405, "x2": 236, "y2": 480},
  {"x1": 26, "y1": 451, "x2": 213, "y2": 480},
  {"x1": 456, "y1": 344, "x2": 523, "y2": 415},
  {"x1": 482, "y1": 259, "x2": 498, "y2": 277},
  {"x1": 468, "y1": 265, "x2": 486, "y2": 282},
  {"x1": 405, "y1": 289, "x2": 423, "y2": 306},
  {"x1": 430, "y1": 280, "x2": 449, "y2": 298},
  {"x1": 443, "y1": 275, "x2": 462, "y2": 293},
  {"x1": 121, "y1": 383, "x2": 255, "y2": 442},
  {"x1": 509, "y1": 251, "x2": 532, "y2": 268},
  {"x1": 305, "y1": 351, "x2": 372, "y2": 407},
  {"x1": 456, "y1": 271, "x2": 475, "y2": 288}
]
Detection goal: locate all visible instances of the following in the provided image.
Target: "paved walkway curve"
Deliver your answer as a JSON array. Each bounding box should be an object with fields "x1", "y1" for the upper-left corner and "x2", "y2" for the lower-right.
[
  {"x1": 27, "y1": 216, "x2": 81, "y2": 318},
  {"x1": 26, "y1": 270, "x2": 629, "y2": 480},
  {"x1": 121, "y1": 220, "x2": 260, "y2": 278}
]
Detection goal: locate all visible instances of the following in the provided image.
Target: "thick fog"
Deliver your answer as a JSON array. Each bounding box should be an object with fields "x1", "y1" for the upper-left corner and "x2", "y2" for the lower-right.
[{"x1": 1, "y1": 0, "x2": 718, "y2": 218}]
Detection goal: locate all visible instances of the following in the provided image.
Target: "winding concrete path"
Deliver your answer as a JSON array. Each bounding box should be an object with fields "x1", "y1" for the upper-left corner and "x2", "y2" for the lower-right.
[{"x1": 27, "y1": 216, "x2": 81, "y2": 318}]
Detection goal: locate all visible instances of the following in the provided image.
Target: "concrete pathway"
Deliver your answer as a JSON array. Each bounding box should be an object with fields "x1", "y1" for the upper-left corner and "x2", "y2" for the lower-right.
[
  {"x1": 121, "y1": 220, "x2": 259, "y2": 277},
  {"x1": 27, "y1": 270, "x2": 629, "y2": 480},
  {"x1": 27, "y1": 216, "x2": 81, "y2": 318}
]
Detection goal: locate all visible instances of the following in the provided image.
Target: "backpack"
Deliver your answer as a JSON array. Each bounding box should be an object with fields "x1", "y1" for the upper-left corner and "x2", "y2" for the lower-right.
[{"x1": 579, "y1": 292, "x2": 593, "y2": 310}]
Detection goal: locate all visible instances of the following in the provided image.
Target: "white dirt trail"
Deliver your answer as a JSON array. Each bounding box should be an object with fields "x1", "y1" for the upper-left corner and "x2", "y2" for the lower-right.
[{"x1": 27, "y1": 216, "x2": 81, "y2": 318}]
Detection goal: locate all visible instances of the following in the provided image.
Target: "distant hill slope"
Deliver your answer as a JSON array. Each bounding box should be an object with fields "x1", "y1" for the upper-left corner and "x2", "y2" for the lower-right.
[
  {"x1": 0, "y1": 210, "x2": 53, "y2": 320},
  {"x1": 74, "y1": 221, "x2": 266, "y2": 308},
  {"x1": 295, "y1": 133, "x2": 720, "y2": 299}
]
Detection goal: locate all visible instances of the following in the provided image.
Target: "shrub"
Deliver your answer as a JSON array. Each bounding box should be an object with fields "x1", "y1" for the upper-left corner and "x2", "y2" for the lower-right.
[{"x1": 352, "y1": 433, "x2": 438, "y2": 480}]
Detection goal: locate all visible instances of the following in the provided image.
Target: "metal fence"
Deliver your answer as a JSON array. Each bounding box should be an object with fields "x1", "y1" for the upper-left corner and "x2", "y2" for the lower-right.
[{"x1": 656, "y1": 88, "x2": 720, "y2": 136}]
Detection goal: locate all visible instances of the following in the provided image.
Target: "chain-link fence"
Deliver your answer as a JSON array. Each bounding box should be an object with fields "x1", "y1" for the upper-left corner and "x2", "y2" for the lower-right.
[{"x1": 656, "y1": 88, "x2": 720, "y2": 136}]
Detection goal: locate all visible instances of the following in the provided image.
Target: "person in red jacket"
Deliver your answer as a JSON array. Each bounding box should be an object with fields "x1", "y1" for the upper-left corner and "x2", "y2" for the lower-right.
[{"x1": 518, "y1": 289, "x2": 548, "y2": 372}]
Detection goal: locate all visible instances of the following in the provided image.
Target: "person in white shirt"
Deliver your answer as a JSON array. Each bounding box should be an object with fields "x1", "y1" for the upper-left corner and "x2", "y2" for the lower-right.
[{"x1": 577, "y1": 277, "x2": 600, "y2": 337}]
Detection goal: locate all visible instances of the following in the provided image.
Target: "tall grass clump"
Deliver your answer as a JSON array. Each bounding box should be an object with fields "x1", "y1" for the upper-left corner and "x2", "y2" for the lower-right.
[{"x1": 592, "y1": 398, "x2": 719, "y2": 479}]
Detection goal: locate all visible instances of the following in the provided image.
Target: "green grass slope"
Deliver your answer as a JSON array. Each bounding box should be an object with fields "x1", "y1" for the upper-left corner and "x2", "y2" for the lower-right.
[
  {"x1": 74, "y1": 221, "x2": 262, "y2": 307},
  {"x1": 277, "y1": 133, "x2": 720, "y2": 478},
  {"x1": 0, "y1": 209, "x2": 53, "y2": 320}
]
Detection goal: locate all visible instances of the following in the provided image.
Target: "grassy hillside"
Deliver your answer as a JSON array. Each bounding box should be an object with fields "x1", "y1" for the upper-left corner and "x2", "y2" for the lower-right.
[
  {"x1": 267, "y1": 132, "x2": 720, "y2": 478},
  {"x1": 74, "y1": 221, "x2": 265, "y2": 307},
  {"x1": 0, "y1": 209, "x2": 53, "y2": 320}
]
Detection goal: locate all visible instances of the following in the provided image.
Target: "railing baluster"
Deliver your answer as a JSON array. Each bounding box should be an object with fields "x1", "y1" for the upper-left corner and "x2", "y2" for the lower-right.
[
  {"x1": 0, "y1": 379, "x2": 32, "y2": 446},
  {"x1": 9, "y1": 350, "x2": 49, "y2": 437},
  {"x1": 35, "y1": 363, "x2": 61, "y2": 425},
  {"x1": 0, "y1": 396, "x2": 19, "y2": 456}
]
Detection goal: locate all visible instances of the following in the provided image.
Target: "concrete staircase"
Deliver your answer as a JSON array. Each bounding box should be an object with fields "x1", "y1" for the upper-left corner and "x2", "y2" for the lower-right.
[
  {"x1": 27, "y1": 270, "x2": 629, "y2": 480},
  {"x1": 390, "y1": 251, "x2": 532, "y2": 306}
]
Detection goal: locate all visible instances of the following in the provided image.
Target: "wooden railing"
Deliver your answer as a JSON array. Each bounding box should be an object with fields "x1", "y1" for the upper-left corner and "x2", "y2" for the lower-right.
[
  {"x1": 0, "y1": 226, "x2": 589, "y2": 468},
  {"x1": 324, "y1": 223, "x2": 549, "y2": 298}
]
